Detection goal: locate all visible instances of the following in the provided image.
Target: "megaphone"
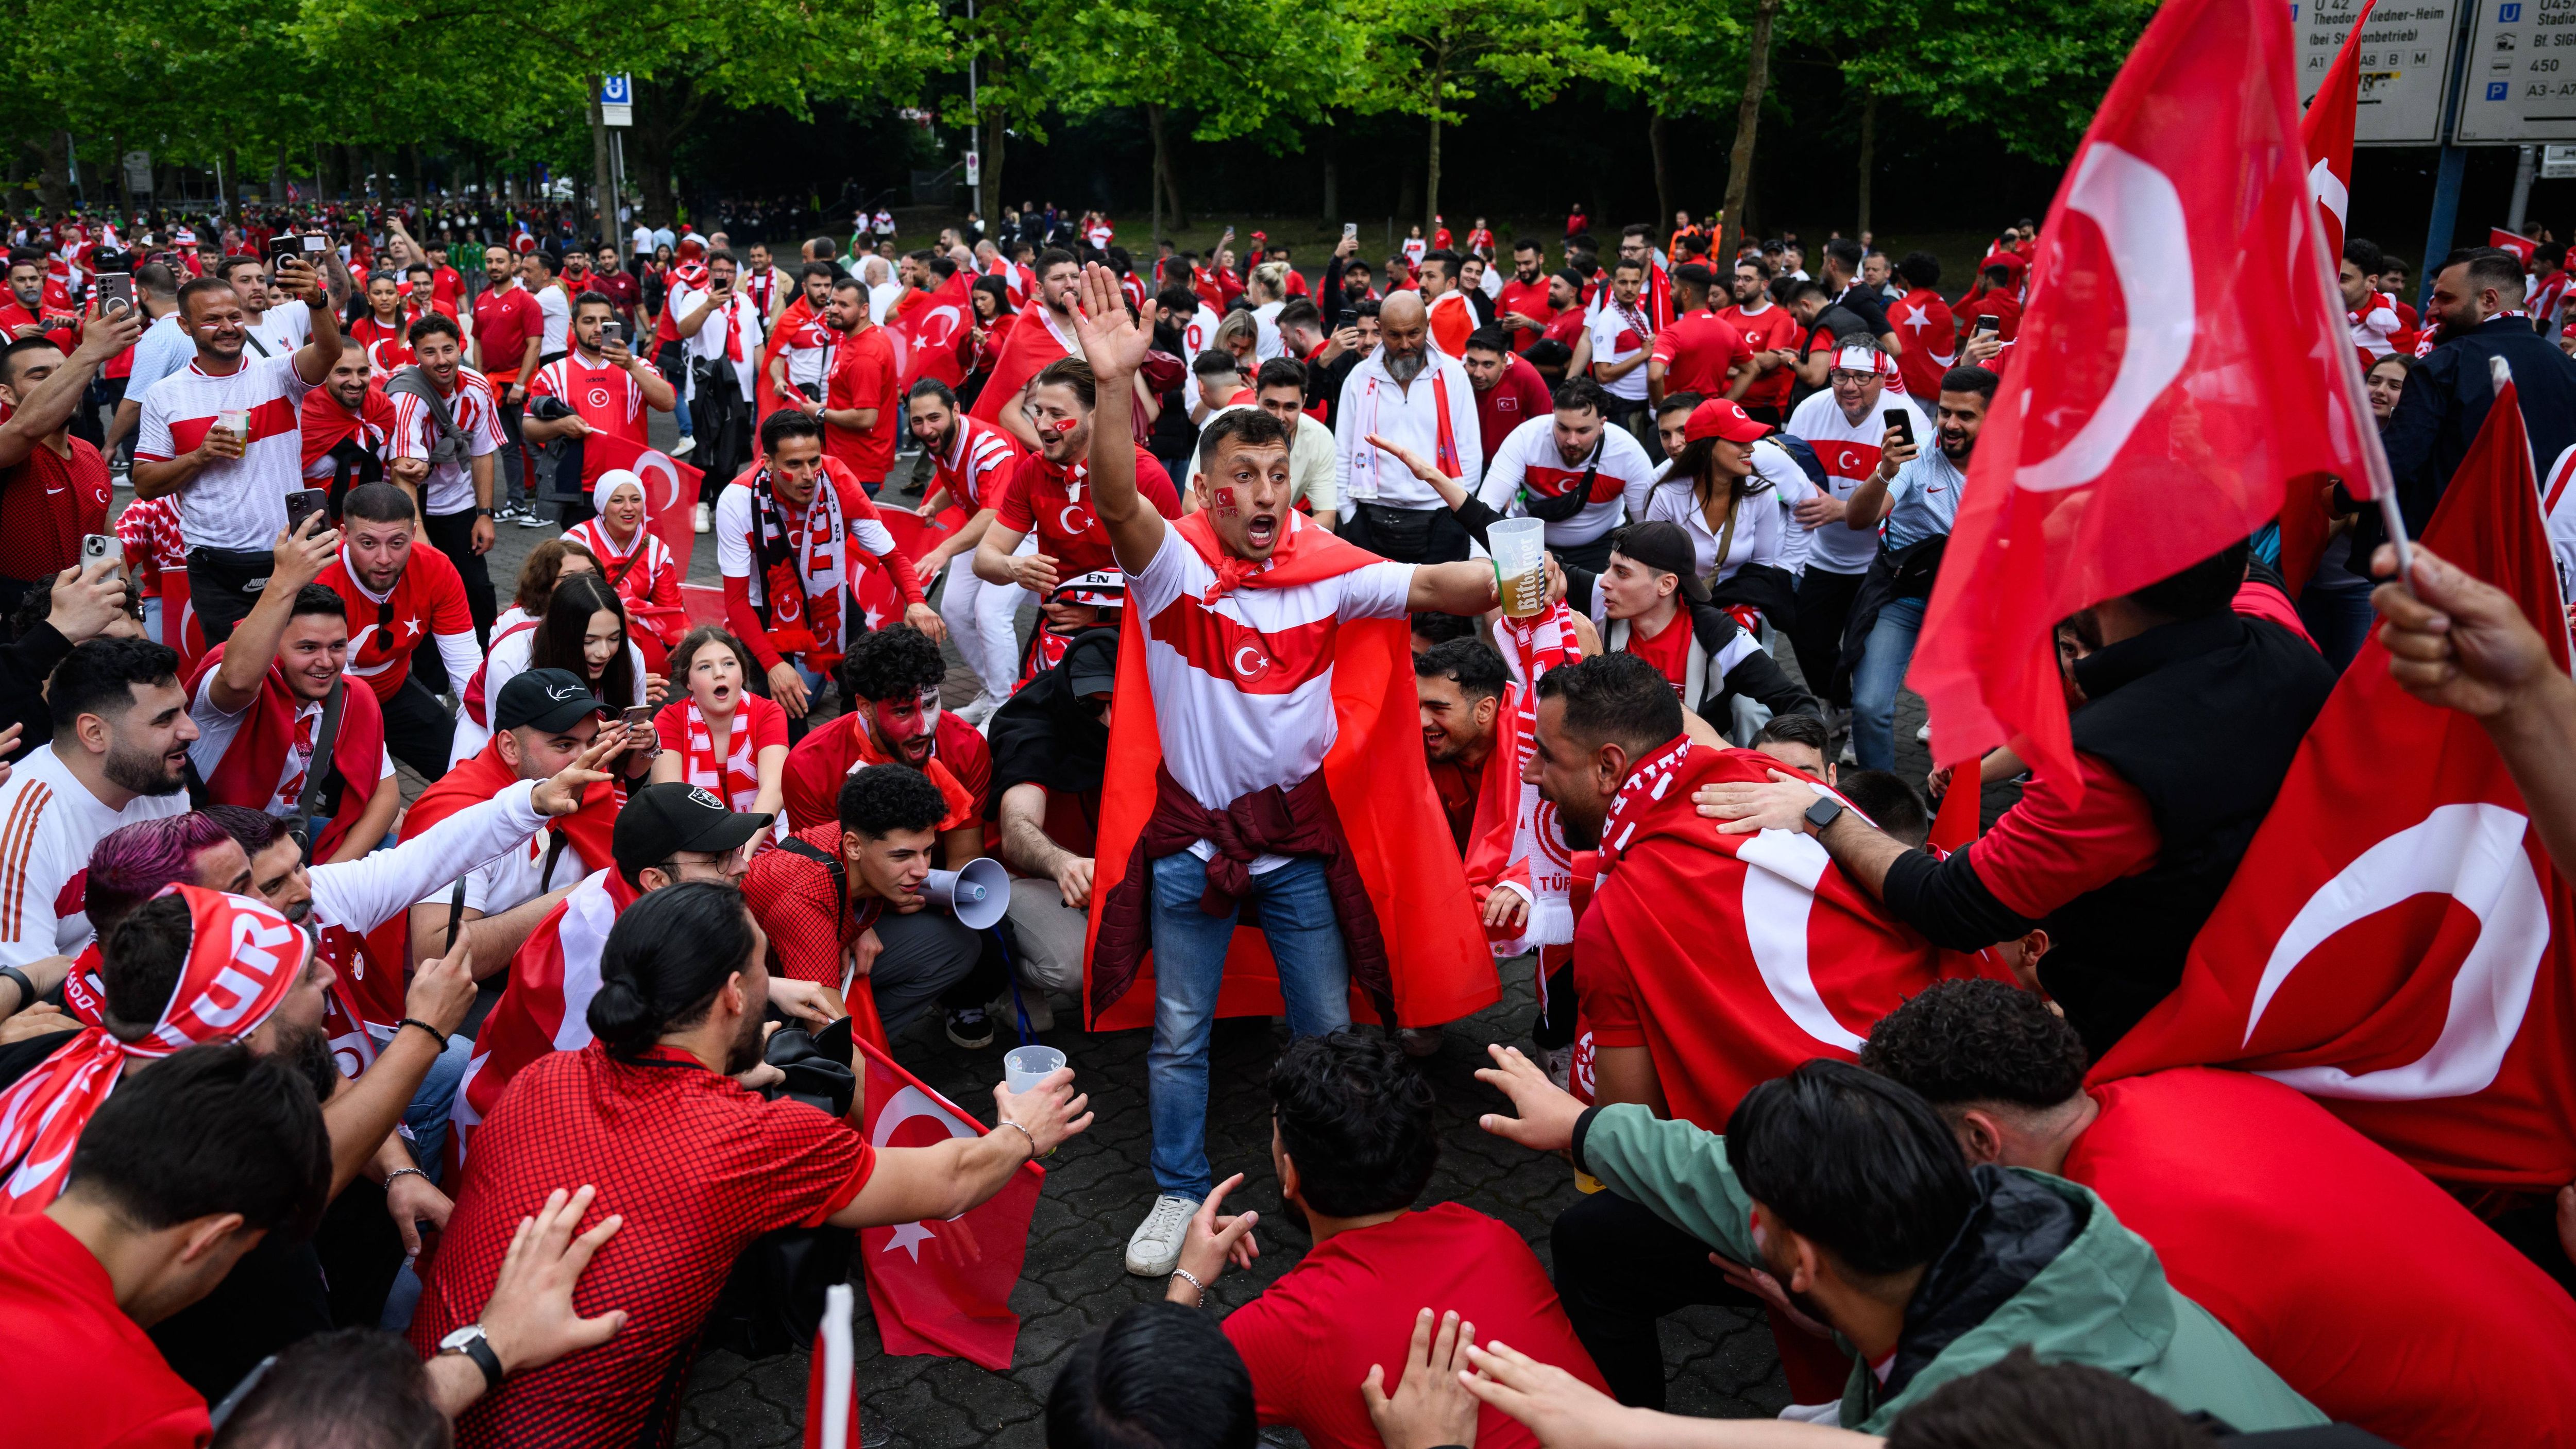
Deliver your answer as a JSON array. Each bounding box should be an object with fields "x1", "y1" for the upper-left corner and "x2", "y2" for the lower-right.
[{"x1": 923, "y1": 857, "x2": 1010, "y2": 931}]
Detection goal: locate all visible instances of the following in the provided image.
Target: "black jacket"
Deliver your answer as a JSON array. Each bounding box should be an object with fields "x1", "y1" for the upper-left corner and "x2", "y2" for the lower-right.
[
  {"x1": 0, "y1": 620, "x2": 71, "y2": 759},
  {"x1": 2365, "y1": 313, "x2": 2576, "y2": 568},
  {"x1": 1561, "y1": 562, "x2": 1816, "y2": 732}
]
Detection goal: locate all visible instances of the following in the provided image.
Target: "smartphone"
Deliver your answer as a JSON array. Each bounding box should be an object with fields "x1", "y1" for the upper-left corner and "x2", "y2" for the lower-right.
[
  {"x1": 1883, "y1": 409, "x2": 1914, "y2": 448},
  {"x1": 1971, "y1": 315, "x2": 2001, "y2": 338},
  {"x1": 95, "y1": 273, "x2": 133, "y2": 315},
  {"x1": 266, "y1": 235, "x2": 300, "y2": 265},
  {"x1": 299, "y1": 234, "x2": 330, "y2": 255},
  {"x1": 1343, "y1": 222, "x2": 1358, "y2": 241},
  {"x1": 81, "y1": 534, "x2": 118, "y2": 571},
  {"x1": 600, "y1": 319, "x2": 623, "y2": 348},
  {"x1": 621, "y1": 704, "x2": 659, "y2": 756},
  {"x1": 283, "y1": 488, "x2": 330, "y2": 538}
]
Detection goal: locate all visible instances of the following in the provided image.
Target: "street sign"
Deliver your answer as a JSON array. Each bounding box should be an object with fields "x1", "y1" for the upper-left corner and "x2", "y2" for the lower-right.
[
  {"x1": 2298, "y1": 0, "x2": 2465, "y2": 143},
  {"x1": 600, "y1": 74, "x2": 633, "y2": 127},
  {"x1": 2454, "y1": 0, "x2": 2576, "y2": 142},
  {"x1": 965, "y1": 151, "x2": 980, "y2": 187},
  {"x1": 2545, "y1": 141, "x2": 2576, "y2": 172},
  {"x1": 123, "y1": 151, "x2": 151, "y2": 193}
]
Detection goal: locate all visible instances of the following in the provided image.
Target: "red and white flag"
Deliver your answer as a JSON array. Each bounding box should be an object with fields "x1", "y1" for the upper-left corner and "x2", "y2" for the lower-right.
[
  {"x1": 586, "y1": 432, "x2": 703, "y2": 584},
  {"x1": 889, "y1": 272, "x2": 972, "y2": 395},
  {"x1": 1464, "y1": 604, "x2": 1585, "y2": 957},
  {"x1": 1910, "y1": 0, "x2": 2387, "y2": 781},
  {"x1": 2096, "y1": 361, "x2": 2576, "y2": 1190},
  {"x1": 2301, "y1": 0, "x2": 2377, "y2": 260},
  {"x1": 2490, "y1": 228, "x2": 2540, "y2": 267},
  {"x1": 804, "y1": 1283, "x2": 864, "y2": 1449},
  {"x1": 856, "y1": 1035, "x2": 1042, "y2": 1370},
  {"x1": 446, "y1": 868, "x2": 635, "y2": 1170}
]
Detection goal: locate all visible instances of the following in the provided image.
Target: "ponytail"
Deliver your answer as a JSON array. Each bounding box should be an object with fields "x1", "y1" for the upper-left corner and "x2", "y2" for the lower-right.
[{"x1": 586, "y1": 881, "x2": 758, "y2": 1058}]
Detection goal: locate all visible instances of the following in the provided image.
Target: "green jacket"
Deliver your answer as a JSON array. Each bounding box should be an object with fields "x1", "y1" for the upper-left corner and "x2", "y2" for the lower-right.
[{"x1": 1576, "y1": 1104, "x2": 2326, "y2": 1435}]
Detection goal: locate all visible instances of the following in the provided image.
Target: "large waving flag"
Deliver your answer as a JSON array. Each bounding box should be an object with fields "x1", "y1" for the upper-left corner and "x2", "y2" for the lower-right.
[
  {"x1": 2096, "y1": 360, "x2": 2576, "y2": 1190},
  {"x1": 587, "y1": 432, "x2": 703, "y2": 583},
  {"x1": 2301, "y1": 0, "x2": 2377, "y2": 261},
  {"x1": 1910, "y1": 0, "x2": 2388, "y2": 781},
  {"x1": 856, "y1": 1035, "x2": 1043, "y2": 1370}
]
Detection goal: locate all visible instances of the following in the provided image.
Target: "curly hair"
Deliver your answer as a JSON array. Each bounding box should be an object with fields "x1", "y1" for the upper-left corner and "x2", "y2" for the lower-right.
[
  {"x1": 1859, "y1": 979, "x2": 2089, "y2": 1111},
  {"x1": 838, "y1": 623, "x2": 945, "y2": 705},
  {"x1": 1268, "y1": 1032, "x2": 1438, "y2": 1218}
]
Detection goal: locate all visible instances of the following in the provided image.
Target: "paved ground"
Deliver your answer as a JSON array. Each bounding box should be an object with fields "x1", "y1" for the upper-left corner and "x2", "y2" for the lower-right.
[{"x1": 119, "y1": 408, "x2": 1970, "y2": 1447}]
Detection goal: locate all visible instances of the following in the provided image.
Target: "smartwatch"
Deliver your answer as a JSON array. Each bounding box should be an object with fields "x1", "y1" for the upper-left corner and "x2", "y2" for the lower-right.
[
  {"x1": 1803, "y1": 796, "x2": 1846, "y2": 835},
  {"x1": 438, "y1": 1323, "x2": 505, "y2": 1390}
]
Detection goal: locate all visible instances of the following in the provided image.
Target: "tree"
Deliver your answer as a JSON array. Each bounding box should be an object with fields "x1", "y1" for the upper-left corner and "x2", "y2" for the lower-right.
[
  {"x1": 1336, "y1": 0, "x2": 1645, "y2": 238},
  {"x1": 1606, "y1": 0, "x2": 1748, "y2": 240}
]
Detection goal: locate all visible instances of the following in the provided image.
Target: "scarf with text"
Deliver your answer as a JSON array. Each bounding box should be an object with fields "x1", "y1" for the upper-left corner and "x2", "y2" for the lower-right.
[{"x1": 752, "y1": 464, "x2": 850, "y2": 672}]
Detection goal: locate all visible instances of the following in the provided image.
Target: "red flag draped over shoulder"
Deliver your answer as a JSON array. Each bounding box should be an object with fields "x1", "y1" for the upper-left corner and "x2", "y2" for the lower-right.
[
  {"x1": 966, "y1": 305, "x2": 1079, "y2": 427},
  {"x1": 1082, "y1": 514, "x2": 1494, "y2": 1030},
  {"x1": 2096, "y1": 363, "x2": 2576, "y2": 1190},
  {"x1": 890, "y1": 271, "x2": 972, "y2": 395},
  {"x1": 1910, "y1": 0, "x2": 2387, "y2": 783},
  {"x1": 181, "y1": 644, "x2": 389, "y2": 864}
]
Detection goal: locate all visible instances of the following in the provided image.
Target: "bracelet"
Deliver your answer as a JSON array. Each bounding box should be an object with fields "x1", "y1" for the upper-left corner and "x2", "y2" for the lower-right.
[
  {"x1": 0, "y1": 964, "x2": 36, "y2": 1011},
  {"x1": 995, "y1": 1119, "x2": 1041, "y2": 1158},
  {"x1": 397, "y1": 1017, "x2": 450, "y2": 1051},
  {"x1": 1170, "y1": 1267, "x2": 1206, "y2": 1304},
  {"x1": 384, "y1": 1166, "x2": 428, "y2": 1190}
]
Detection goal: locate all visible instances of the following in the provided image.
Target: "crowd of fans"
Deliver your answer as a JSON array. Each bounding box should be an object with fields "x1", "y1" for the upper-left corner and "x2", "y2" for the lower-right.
[{"x1": 0, "y1": 185, "x2": 2570, "y2": 1449}]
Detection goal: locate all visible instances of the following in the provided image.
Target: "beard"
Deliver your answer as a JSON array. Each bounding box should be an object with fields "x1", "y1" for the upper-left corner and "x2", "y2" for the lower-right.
[
  {"x1": 103, "y1": 737, "x2": 185, "y2": 797},
  {"x1": 269, "y1": 1020, "x2": 341, "y2": 1101},
  {"x1": 722, "y1": 1005, "x2": 766, "y2": 1076},
  {"x1": 1383, "y1": 348, "x2": 1426, "y2": 385}
]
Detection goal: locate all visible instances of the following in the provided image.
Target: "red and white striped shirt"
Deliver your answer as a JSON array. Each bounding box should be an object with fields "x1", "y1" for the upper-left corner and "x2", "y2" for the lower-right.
[
  {"x1": 133, "y1": 353, "x2": 317, "y2": 552},
  {"x1": 1128, "y1": 521, "x2": 1413, "y2": 872},
  {"x1": 388, "y1": 366, "x2": 506, "y2": 517},
  {"x1": 933, "y1": 414, "x2": 1024, "y2": 512},
  {"x1": 0, "y1": 746, "x2": 190, "y2": 967},
  {"x1": 115, "y1": 495, "x2": 187, "y2": 599}
]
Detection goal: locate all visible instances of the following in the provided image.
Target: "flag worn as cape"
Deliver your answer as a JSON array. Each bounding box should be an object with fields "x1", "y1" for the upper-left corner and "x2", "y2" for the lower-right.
[
  {"x1": 2096, "y1": 360, "x2": 2576, "y2": 1190},
  {"x1": 965, "y1": 303, "x2": 1080, "y2": 427},
  {"x1": 1082, "y1": 513, "x2": 1495, "y2": 1030},
  {"x1": 447, "y1": 866, "x2": 636, "y2": 1171}
]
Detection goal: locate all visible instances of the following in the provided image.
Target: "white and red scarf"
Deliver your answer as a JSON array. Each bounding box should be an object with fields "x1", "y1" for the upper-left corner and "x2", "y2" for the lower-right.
[
  {"x1": 1465, "y1": 602, "x2": 1585, "y2": 957},
  {"x1": 752, "y1": 466, "x2": 849, "y2": 671},
  {"x1": 0, "y1": 888, "x2": 309, "y2": 1213},
  {"x1": 681, "y1": 700, "x2": 763, "y2": 813}
]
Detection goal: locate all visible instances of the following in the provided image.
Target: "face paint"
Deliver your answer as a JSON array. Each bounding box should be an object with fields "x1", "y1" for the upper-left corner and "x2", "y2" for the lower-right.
[
  {"x1": 870, "y1": 687, "x2": 942, "y2": 764},
  {"x1": 1212, "y1": 485, "x2": 1239, "y2": 519}
]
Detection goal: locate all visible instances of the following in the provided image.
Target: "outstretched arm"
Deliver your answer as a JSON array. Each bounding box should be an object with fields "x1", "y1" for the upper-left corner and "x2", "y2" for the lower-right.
[{"x1": 1068, "y1": 263, "x2": 1168, "y2": 574}]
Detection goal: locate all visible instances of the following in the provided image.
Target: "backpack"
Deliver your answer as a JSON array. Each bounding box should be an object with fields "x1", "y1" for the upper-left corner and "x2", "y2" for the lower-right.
[{"x1": 1765, "y1": 433, "x2": 1831, "y2": 492}]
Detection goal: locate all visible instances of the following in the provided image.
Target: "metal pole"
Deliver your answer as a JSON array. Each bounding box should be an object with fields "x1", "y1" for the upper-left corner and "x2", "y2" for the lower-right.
[
  {"x1": 967, "y1": 0, "x2": 982, "y2": 221},
  {"x1": 2509, "y1": 144, "x2": 2537, "y2": 233},
  {"x1": 2419, "y1": 0, "x2": 2480, "y2": 313}
]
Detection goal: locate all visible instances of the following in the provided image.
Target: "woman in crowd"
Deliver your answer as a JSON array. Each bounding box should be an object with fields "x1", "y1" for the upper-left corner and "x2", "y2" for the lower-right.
[
  {"x1": 452, "y1": 574, "x2": 661, "y2": 765},
  {"x1": 957, "y1": 275, "x2": 1016, "y2": 410},
  {"x1": 1641, "y1": 397, "x2": 1795, "y2": 592},
  {"x1": 562, "y1": 470, "x2": 687, "y2": 673},
  {"x1": 650, "y1": 625, "x2": 788, "y2": 829},
  {"x1": 456, "y1": 537, "x2": 601, "y2": 748},
  {"x1": 2365, "y1": 352, "x2": 2414, "y2": 428}
]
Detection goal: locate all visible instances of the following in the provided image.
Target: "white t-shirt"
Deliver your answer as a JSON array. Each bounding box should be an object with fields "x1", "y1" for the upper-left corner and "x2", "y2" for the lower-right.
[
  {"x1": 1786, "y1": 389, "x2": 1930, "y2": 575},
  {"x1": 1587, "y1": 303, "x2": 1655, "y2": 402},
  {"x1": 535, "y1": 285, "x2": 571, "y2": 356},
  {"x1": 187, "y1": 673, "x2": 398, "y2": 814},
  {"x1": 244, "y1": 299, "x2": 311, "y2": 360},
  {"x1": 631, "y1": 225, "x2": 654, "y2": 258},
  {"x1": 1179, "y1": 304, "x2": 1221, "y2": 362},
  {"x1": 671, "y1": 281, "x2": 763, "y2": 399},
  {"x1": 1253, "y1": 301, "x2": 1286, "y2": 362},
  {"x1": 387, "y1": 366, "x2": 508, "y2": 518},
  {"x1": 125, "y1": 313, "x2": 194, "y2": 399},
  {"x1": 711, "y1": 480, "x2": 902, "y2": 611},
  {"x1": 0, "y1": 746, "x2": 191, "y2": 966},
  {"x1": 134, "y1": 352, "x2": 319, "y2": 553},
  {"x1": 1476, "y1": 416, "x2": 1657, "y2": 548},
  {"x1": 447, "y1": 627, "x2": 651, "y2": 766},
  {"x1": 1882, "y1": 448, "x2": 1968, "y2": 551},
  {"x1": 419, "y1": 828, "x2": 591, "y2": 918},
  {"x1": 1126, "y1": 520, "x2": 1413, "y2": 873},
  {"x1": 868, "y1": 282, "x2": 906, "y2": 327}
]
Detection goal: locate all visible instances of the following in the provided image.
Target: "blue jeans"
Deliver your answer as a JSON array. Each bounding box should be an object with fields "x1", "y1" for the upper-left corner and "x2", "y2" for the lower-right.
[
  {"x1": 401, "y1": 1031, "x2": 476, "y2": 1183},
  {"x1": 1147, "y1": 853, "x2": 1350, "y2": 1197},
  {"x1": 2297, "y1": 559, "x2": 2377, "y2": 674},
  {"x1": 1851, "y1": 596, "x2": 1926, "y2": 773}
]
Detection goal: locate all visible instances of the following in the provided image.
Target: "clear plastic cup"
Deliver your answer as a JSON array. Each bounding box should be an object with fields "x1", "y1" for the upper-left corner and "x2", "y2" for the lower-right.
[
  {"x1": 1488, "y1": 517, "x2": 1550, "y2": 619},
  {"x1": 217, "y1": 408, "x2": 249, "y2": 442},
  {"x1": 1004, "y1": 1044, "x2": 1067, "y2": 1095}
]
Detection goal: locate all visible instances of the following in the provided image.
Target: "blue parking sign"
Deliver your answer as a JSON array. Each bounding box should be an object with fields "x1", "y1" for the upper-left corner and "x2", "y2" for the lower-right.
[{"x1": 2489, "y1": 80, "x2": 2513, "y2": 99}]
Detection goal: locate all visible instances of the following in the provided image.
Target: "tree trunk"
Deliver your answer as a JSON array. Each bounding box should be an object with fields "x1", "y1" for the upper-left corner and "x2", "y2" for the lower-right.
[
  {"x1": 31, "y1": 130, "x2": 71, "y2": 213},
  {"x1": 589, "y1": 79, "x2": 617, "y2": 250},
  {"x1": 983, "y1": 111, "x2": 1008, "y2": 229},
  {"x1": 406, "y1": 143, "x2": 424, "y2": 201},
  {"x1": 1146, "y1": 103, "x2": 1188, "y2": 234},
  {"x1": 1856, "y1": 89, "x2": 1876, "y2": 241},
  {"x1": 270, "y1": 142, "x2": 286, "y2": 208},
  {"x1": 1721, "y1": 0, "x2": 1782, "y2": 254},
  {"x1": 1323, "y1": 155, "x2": 1338, "y2": 224},
  {"x1": 1649, "y1": 112, "x2": 1674, "y2": 244}
]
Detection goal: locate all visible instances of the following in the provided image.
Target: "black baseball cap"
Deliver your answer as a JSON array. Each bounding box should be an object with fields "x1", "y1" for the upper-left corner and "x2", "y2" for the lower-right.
[
  {"x1": 1611, "y1": 521, "x2": 1711, "y2": 606},
  {"x1": 613, "y1": 783, "x2": 775, "y2": 884},
  {"x1": 493, "y1": 668, "x2": 607, "y2": 734},
  {"x1": 1061, "y1": 628, "x2": 1120, "y2": 697}
]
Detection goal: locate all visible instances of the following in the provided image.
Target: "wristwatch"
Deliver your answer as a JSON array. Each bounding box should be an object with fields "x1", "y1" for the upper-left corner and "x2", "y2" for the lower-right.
[
  {"x1": 438, "y1": 1323, "x2": 505, "y2": 1390},
  {"x1": 1803, "y1": 796, "x2": 1846, "y2": 836}
]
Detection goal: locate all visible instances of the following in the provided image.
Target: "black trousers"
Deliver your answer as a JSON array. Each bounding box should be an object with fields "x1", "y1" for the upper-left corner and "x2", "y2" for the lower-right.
[
  {"x1": 381, "y1": 673, "x2": 457, "y2": 776},
  {"x1": 1551, "y1": 1188, "x2": 1759, "y2": 1410},
  {"x1": 420, "y1": 509, "x2": 498, "y2": 644},
  {"x1": 1338, "y1": 501, "x2": 1474, "y2": 564},
  {"x1": 184, "y1": 547, "x2": 276, "y2": 644},
  {"x1": 1788, "y1": 566, "x2": 1866, "y2": 709}
]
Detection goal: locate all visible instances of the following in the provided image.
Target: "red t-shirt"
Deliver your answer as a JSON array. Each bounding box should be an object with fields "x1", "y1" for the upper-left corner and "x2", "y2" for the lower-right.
[
  {"x1": 2063, "y1": 1069, "x2": 2576, "y2": 1449},
  {"x1": 825, "y1": 326, "x2": 900, "y2": 481},
  {"x1": 1650, "y1": 309, "x2": 1754, "y2": 400},
  {"x1": 1497, "y1": 278, "x2": 1555, "y2": 353},
  {"x1": 990, "y1": 446, "x2": 1179, "y2": 579},
  {"x1": 317, "y1": 543, "x2": 476, "y2": 701},
  {"x1": 412, "y1": 1041, "x2": 875, "y2": 1449},
  {"x1": 471, "y1": 283, "x2": 545, "y2": 385},
  {"x1": 0, "y1": 437, "x2": 109, "y2": 583},
  {"x1": 1541, "y1": 308, "x2": 1588, "y2": 351},
  {"x1": 1475, "y1": 355, "x2": 1554, "y2": 466},
  {"x1": 1621, "y1": 609, "x2": 1691, "y2": 697},
  {"x1": 1223, "y1": 1204, "x2": 1609, "y2": 1449},
  {"x1": 779, "y1": 709, "x2": 993, "y2": 837},
  {"x1": 0, "y1": 1215, "x2": 209, "y2": 1449},
  {"x1": 430, "y1": 264, "x2": 465, "y2": 310},
  {"x1": 528, "y1": 351, "x2": 650, "y2": 477},
  {"x1": 1716, "y1": 303, "x2": 1805, "y2": 411},
  {"x1": 653, "y1": 692, "x2": 789, "y2": 816}
]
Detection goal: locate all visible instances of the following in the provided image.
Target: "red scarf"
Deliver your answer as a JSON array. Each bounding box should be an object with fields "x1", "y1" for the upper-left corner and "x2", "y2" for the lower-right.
[
  {"x1": 677, "y1": 698, "x2": 769, "y2": 815},
  {"x1": 183, "y1": 644, "x2": 388, "y2": 864},
  {"x1": 0, "y1": 888, "x2": 308, "y2": 1213}
]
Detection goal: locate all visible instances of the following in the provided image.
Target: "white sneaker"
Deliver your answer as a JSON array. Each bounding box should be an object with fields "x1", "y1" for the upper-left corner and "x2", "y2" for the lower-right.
[
  {"x1": 1125, "y1": 1194, "x2": 1199, "y2": 1276},
  {"x1": 954, "y1": 690, "x2": 1003, "y2": 727},
  {"x1": 692, "y1": 502, "x2": 711, "y2": 535},
  {"x1": 1916, "y1": 722, "x2": 1932, "y2": 742},
  {"x1": 670, "y1": 435, "x2": 697, "y2": 458}
]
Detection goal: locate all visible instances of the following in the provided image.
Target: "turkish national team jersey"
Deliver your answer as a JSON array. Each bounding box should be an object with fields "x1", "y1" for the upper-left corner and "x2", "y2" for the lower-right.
[
  {"x1": 1475, "y1": 416, "x2": 1659, "y2": 548},
  {"x1": 992, "y1": 447, "x2": 1180, "y2": 579},
  {"x1": 388, "y1": 367, "x2": 506, "y2": 517},
  {"x1": 471, "y1": 283, "x2": 545, "y2": 383},
  {"x1": 1128, "y1": 521, "x2": 1412, "y2": 859},
  {"x1": 0, "y1": 744, "x2": 189, "y2": 968},
  {"x1": 1716, "y1": 303, "x2": 1805, "y2": 412},
  {"x1": 529, "y1": 352, "x2": 649, "y2": 478},
  {"x1": 933, "y1": 415, "x2": 1025, "y2": 512},
  {"x1": 133, "y1": 353, "x2": 317, "y2": 553},
  {"x1": 0, "y1": 437, "x2": 108, "y2": 583},
  {"x1": 318, "y1": 544, "x2": 476, "y2": 700},
  {"x1": 1498, "y1": 278, "x2": 1556, "y2": 352},
  {"x1": 824, "y1": 326, "x2": 899, "y2": 480},
  {"x1": 1786, "y1": 389, "x2": 1929, "y2": 574},
  {"x1": 1649, "y1": 309, "x2": 1753, "y2": 400}
]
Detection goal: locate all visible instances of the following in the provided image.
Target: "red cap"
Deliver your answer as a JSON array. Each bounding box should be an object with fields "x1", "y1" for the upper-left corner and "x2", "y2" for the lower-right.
[{"x1": 1684, "y1": 398, "x2": 1771, "y2": 445}]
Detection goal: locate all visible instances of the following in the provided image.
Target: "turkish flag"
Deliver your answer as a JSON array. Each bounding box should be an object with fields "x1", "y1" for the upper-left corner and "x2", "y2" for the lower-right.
[
  {"x1": 2490, "y1": 228, "x2": 2540, "y2": 267},
  {"x1": 585, "y1": 432, "x2": 703, "y2": 583},
  {"x1": 855, "y1": 1035, "x2": 1043, "y2": 1370},
  {"x1": 1910, "y1": 0, "x2": 2387, "y2": 780},
  {"x1": 804, "y1": 1284, "x2": 864, "y2": 1449},
  {"x1": 2300, "y1": 0, "x2": 2375, "y2": 261},
  {"x1": 2095, "y1": 362, "x2": 2576, "y2": 1191},
  {"x1": 890, "y1": 272, "x2": 972, "y2": 395},
  {"x1": 849, "y1": 503, "x2": 965, "y2": 635}
]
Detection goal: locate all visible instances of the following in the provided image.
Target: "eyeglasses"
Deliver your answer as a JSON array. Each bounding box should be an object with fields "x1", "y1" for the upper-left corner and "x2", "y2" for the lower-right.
[{"x1": 1827, "y1": 370, "x2": 1876, "y2": 385}]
